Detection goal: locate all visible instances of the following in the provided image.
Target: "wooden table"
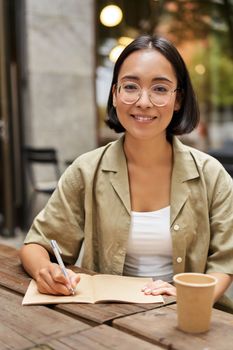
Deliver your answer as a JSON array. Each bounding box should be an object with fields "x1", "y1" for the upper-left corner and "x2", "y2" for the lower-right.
[{"x1": 0, "y1": 243, "x2": 233, "y2": 350}]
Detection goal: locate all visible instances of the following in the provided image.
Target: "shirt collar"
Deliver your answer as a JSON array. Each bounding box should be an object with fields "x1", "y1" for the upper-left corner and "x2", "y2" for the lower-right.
[
  {"x1": 172, "y1": 136, "x2": 200, "y2": 183},
  {"x1": 101, "y1": 135, "x2": 200, "y2": 219},
  {"x1": 102, "y1": 135, "x2": 200, "y2": 181}
]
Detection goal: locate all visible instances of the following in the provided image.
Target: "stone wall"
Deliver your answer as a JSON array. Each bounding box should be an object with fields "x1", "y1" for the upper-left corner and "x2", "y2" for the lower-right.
[{"x1": 23, "y1": 0, "x2": 96, "y2": 173}]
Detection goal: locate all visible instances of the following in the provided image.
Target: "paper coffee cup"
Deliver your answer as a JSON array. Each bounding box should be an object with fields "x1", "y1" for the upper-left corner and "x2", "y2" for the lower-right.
[{"x1": 173, "y1": 273, "x2": 217, "y2": 333}]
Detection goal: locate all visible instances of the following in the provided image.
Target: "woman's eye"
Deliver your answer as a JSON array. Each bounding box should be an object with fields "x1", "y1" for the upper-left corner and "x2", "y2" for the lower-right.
[
  {"x1": 123, "y1": 84, "x2": 138, "y2": 91},
  {"x1": 152, "y1": 85, "x2": 169, "y2": 93}
]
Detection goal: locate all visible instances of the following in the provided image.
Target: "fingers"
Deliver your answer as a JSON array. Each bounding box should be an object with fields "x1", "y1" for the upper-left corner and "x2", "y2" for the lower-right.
[
  {"x1": 142, "y1": 279, "x2": 176, "y2": 296},
  {"x1": 36, "y1": 263, "x2": 80, "y2": 295},
  {"x1": 37, "y1": 264, "x2": 70, "y2": 295},
  {"x1": 151, "y1": 287, "x2": 176, "y2": 296},
  {"x1": 141, "y1": 279, "x2": 163, "y2": 292},
  {"x1": 68, "y1": 270, "x2": 81, "y2": 289},
  {"x1": 37, "y1": 273, "x2": 66, "y2": 295}
]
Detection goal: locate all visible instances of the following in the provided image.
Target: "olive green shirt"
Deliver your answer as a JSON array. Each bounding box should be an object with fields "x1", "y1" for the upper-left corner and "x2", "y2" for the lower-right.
[{"x1": 24, "y1": 136, "x2": 233, "y2": 278}]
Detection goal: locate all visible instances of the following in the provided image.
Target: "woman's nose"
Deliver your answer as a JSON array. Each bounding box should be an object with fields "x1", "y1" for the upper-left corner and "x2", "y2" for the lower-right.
[{"x1": 135, "y1": 90, "x2": 153, "y2": 108}]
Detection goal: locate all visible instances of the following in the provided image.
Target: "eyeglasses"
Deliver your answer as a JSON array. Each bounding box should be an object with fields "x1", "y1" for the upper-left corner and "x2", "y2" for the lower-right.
[{"x1": 116, "y1": 81, "x2": 179, "y2": 107}]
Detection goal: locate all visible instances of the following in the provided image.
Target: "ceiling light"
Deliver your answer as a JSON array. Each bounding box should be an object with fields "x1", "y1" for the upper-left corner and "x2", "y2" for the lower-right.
[{"x1": 100, "y1": 5, "x2": 123, "y2": 27}]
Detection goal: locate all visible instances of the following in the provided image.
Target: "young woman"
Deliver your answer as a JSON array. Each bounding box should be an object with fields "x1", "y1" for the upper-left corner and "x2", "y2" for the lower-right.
[{"x1": 20, "y1": 35, "x2": 233, "y2": 308}]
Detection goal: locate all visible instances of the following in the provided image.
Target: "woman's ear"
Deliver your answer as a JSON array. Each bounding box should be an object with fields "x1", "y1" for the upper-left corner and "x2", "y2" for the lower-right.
[{"x1": 112, "y1": 85, "x2": 117, "y2": 107}]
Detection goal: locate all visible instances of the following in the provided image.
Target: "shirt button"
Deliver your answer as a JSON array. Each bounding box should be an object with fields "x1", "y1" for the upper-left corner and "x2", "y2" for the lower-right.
[
  {"x1": 174, "y1": 224, "x2": 180, "y2": 231},
  {"x1": 177, "y1": 257, "x2": 183, "y2": 263}
]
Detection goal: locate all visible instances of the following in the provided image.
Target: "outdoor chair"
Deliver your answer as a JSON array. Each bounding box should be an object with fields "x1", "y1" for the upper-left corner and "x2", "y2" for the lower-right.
[
  {"x1": 208, "y1": 140, "x2": 233, "y2": 178},
  {"x1": 23, "y1": 147, "x2": 60, "y2": 226}
]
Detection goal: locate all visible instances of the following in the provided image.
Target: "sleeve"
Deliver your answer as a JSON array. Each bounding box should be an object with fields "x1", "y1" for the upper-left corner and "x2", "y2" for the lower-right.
[
  {"x1": 205, "y1": 164, "x2": 233, "y2": 275},
  {"x1": 24, "y1": 161, "x2": 85, "y2": 264}
]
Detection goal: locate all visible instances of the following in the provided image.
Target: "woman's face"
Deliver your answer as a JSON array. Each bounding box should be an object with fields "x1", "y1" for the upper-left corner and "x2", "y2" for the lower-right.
[{"x1": 113, "y1": 49, "x2": 180, "y2": 141}]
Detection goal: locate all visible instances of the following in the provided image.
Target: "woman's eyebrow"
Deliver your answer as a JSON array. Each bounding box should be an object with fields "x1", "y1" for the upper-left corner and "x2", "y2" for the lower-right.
[
  {"x1": 120, "y1": 75, "x2": 139, "y2": 81},
  {"x1": 120, "y1": 75, "x2": 174, "y2": 84},
  {"x1": 152, "y1": 76, "x2": 173, "y2": 83}
]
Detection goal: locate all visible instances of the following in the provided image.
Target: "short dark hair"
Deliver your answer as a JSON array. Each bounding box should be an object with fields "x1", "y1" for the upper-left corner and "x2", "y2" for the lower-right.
[{"x1": 105, "y1": 35, "x2": 199, "y2": 135}]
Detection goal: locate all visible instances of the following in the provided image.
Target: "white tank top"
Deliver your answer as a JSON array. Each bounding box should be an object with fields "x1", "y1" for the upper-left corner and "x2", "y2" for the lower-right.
[{"x1": 123, "y1": 206, "x2": 173, "y2": 282}]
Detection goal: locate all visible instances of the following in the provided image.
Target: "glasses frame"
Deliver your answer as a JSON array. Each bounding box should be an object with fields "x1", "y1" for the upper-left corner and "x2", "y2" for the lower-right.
[{"x1": 116, "y1": 82, "x2": 179, "y2": 107}]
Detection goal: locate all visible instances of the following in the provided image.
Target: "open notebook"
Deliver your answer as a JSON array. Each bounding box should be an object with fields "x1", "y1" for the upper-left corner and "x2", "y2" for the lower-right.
[{"x1": 22, "y1": 273, "x2": 164, "y2": 305}]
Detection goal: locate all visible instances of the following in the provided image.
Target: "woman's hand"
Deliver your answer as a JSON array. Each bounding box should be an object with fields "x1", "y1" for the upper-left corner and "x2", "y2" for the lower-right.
[
  {"x1": 36, "y1": 263, "x2": 81, "y2": 295},
  {"x1": 19, "y1": 243, "x2": 80, "y2": 295},
  {"x1": 141, "y1": 279, "x2": 176, "y2": 296}
]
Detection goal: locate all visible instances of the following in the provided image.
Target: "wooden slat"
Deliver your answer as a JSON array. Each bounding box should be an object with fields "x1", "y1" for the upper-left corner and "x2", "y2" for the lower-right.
[
  {"x1": 24, "y1": 343, "x2": 72, "y2": 350},
  {"x1": 0, "y1": 243, "x2": 19, "y2": 257},
  {"x1": 0, "y1": 323, "x2": 33, "y2": 350},
  {"x1": 55, "y1": 302, "x2": 146, "y2": 325},
  {"x1": 0, "y1": 288, "x2": 90, "y2": 350},
  {"x1": 0, "y1": 255, "x2": 31, "y2": 294},
  {"x1": 45, "y1": 325, "x2": 163, "y2": 350},
  {"x1": 113, "y1": 304, "x2": 233, "y2": 350},
  {"x1": 55, "y1": 295, "x2": 175, "y2": 324}
]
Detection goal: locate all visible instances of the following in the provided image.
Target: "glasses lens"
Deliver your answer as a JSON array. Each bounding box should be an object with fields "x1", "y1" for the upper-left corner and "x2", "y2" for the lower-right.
[
  {"x1": 149, "y1": 84, "x2": 172, "y2": 106},
  {"x1": 119, "y1": 82, "x2": 140, "y2": 104},
  {"x1": 118, "y1": 82, "x2": 175, "y2": 106}
]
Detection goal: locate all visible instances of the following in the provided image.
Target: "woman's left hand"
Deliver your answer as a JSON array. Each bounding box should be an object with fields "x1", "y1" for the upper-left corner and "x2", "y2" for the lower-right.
[{"x1": 141, "y1": 279, "x2": 176, "y2": 296}]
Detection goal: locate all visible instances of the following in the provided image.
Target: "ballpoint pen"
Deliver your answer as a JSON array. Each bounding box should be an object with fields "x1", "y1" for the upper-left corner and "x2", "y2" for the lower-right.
[{"x1": 50, "y1": 239, "x2": 75, "y2": 295}]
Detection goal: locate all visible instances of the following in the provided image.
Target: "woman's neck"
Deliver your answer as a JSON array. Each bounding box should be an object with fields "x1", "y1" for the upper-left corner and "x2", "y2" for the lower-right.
[{"x1": 123, "y1": 134, "x2": 172, "y2": 167}]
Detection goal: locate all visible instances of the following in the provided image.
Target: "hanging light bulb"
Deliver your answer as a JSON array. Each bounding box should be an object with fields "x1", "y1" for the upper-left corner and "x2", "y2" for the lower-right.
[{"x1": 100, "y1": 5, "x2": 123, "y2": 27}]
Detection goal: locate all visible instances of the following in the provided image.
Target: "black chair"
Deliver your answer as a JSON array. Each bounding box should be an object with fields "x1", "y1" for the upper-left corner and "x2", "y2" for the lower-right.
[
  {"x1": 210, "y1": 154, "x2": 233, "y2": 177},
  {"x1": 23, "y1": 147, "x2": 60, "y2": 225},
  {"x1": 208, "y1": 141, "x2": 233, "y2": 178}
]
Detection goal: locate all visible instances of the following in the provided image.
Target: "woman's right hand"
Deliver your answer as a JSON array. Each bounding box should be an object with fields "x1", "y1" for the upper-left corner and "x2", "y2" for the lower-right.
[
  {"x1": 19, "y1": 243, "x2": 81, "y2": 296},
  {"x1": 36, "y1": 262, "x2": 80, "y2": 295}
]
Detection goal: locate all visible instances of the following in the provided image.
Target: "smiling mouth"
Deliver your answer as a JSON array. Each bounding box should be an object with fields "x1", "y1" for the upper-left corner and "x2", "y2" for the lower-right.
[{"x1": 131, "y1": 115, "x2": 157, "y2": 122}]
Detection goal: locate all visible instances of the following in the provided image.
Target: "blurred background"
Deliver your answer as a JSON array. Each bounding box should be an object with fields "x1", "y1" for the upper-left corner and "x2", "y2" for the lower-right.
[{"x1": 0, "y1": 0, "x2": 233, "y2": 239}]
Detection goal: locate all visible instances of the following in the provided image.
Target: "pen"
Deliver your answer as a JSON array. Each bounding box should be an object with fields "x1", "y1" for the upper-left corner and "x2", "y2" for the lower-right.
[{"x1": 50, "y1": 240, "x2": 75, "y2": 295}]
